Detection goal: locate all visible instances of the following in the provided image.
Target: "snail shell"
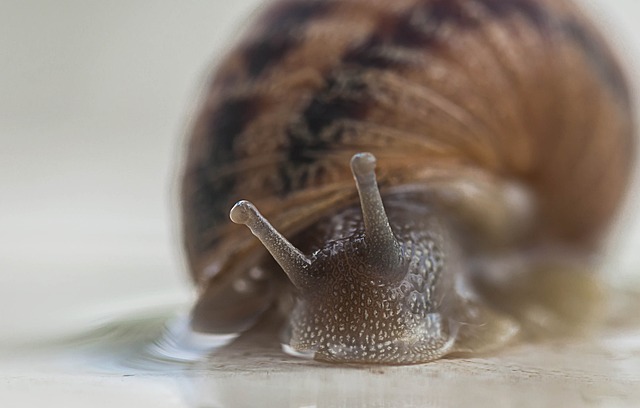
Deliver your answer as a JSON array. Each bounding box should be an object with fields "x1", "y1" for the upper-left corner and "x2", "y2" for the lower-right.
[{"x1": 180, "y1": 0, "x2": 635, "y2": 364}]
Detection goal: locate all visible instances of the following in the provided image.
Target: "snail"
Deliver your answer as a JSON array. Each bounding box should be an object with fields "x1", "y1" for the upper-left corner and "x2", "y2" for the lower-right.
[{"x1": 180, "y1": 0, "x2": 635, "y2": 364}]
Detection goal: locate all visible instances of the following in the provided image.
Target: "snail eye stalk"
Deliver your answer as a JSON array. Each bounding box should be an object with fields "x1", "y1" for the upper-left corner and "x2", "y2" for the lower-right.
[
  {"x1": 230, "y1": 200, "x2": 311, "y2": 290},
  {"x1": 350, "y1": 152, "x2": 402, "y2": 274}
]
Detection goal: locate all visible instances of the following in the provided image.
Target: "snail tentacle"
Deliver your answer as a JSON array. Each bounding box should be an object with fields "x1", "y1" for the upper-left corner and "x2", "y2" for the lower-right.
[
  {"x1": 230, "y1": 200, "x2": 311, "y2": 289},
  {"x1": 351, "y1": 152, "x2": 403, "y2": 279}
]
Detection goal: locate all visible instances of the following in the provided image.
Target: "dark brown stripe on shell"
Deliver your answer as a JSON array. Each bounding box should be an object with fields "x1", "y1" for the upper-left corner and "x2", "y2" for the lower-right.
[
  {"x1": 278, "y1": 0, "x2": 559, "y2": 191},
  {"x1": 187, "y1": 96, "x2": 262, "y2": 251},
  {"x1": 275, "y1": 0, "x2": 628, "y2": 191},
  {"x1": 559, "y1": 18, "x2": 632, "y2": 106},
  {"x1": 243, "y1": 0, "x2": 332, "y2": 78},
  {"x1": 279, "y1": 69, "x2": 372, "y2": 195},
  {"x1": 475, "y1": 0, "x2": 548, "y2": 27},
  {"x1": 343, "y1": 0, "x2": 550, "y2": 69}
]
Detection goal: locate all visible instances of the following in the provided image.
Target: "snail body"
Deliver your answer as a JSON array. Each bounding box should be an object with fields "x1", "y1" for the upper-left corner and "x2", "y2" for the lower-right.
[{"x1": 181, "y1": 0, "x2": 635, "y2": 364}]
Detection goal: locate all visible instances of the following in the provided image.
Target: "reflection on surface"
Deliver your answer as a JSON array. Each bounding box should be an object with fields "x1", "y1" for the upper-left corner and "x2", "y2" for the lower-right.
[
  {"x1": 149, "y1": 315, "x2": 239, "y2": 363},
  {"x1": 177, "y1": 296, "x2": 640, "y2": 408},
  {"x1": 3, "y1": 289, "x2": 640, "y2": 408}
]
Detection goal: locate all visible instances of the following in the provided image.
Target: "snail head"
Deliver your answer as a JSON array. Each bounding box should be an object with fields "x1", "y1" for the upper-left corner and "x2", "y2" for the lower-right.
[{"x1": 230, "y1": 153, "x2": 457, "y2": 364}]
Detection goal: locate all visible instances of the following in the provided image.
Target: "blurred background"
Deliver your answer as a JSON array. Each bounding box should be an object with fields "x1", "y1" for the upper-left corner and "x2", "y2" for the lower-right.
[{"x1": 1, "y1": 0, "x2": 640, "y2": 350}]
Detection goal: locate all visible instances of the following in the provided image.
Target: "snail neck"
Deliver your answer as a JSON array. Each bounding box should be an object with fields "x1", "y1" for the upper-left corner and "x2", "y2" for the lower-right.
[{"x1": 300, "y1": 196, "x2": 453, "y2": 281}]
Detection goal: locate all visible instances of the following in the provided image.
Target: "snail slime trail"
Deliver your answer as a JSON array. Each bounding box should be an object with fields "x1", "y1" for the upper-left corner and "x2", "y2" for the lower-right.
[{"x1": 179, "y1": 0, "x2": 635, "y2": 365}]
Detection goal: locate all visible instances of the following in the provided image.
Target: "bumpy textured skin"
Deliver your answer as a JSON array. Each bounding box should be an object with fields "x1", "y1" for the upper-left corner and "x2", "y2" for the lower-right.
[
  {"x1": 180, "y1": 0, "x2": 635, "y2": 362},
  {"x1": 285, "y1": 200, "x2": 459, "y2": 363}
]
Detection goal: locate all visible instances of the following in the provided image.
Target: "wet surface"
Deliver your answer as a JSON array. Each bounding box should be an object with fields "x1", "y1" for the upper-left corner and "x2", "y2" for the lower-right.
[{"x1": 2, "y1": 289, "x2": 639, "y2": 408}]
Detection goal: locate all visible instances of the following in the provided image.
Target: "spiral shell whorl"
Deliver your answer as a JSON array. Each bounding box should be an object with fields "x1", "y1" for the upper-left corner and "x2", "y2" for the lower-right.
[{"x1": 181, "y1": 0, "x2": 635, "y2": 363}]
